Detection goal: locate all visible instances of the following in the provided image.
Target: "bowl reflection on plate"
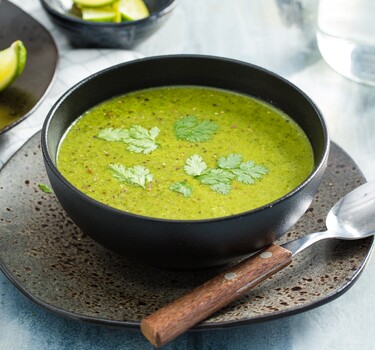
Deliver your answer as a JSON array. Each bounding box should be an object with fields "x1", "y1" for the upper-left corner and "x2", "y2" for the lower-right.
[
  {"x1": 39, "y1": 0, "x2": 177, "y2": 49},
  {"x1": 0, "y1": 87, "x2": 38, "y2": 131},
  {"x1": 41, "y1": 55, "x2": 329, "y2": 269}
]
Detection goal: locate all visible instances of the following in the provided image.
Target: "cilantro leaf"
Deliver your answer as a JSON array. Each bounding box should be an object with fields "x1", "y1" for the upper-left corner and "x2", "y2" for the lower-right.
[
  {"x1": 109, "y1": 163, "x2": 153, "y2": 189},
  {"x1": 231, "y1": 168, "x2": 255, "y2": 184},
  {"x1": 184, "y1": 154, "x2": 207, "y2": 176},
  {"x1": 149, "y1": 126, "x2": 160, "y2": 140},
  {"x1": 233, "y1": 161, "x2": 269, "y2": 184},
  {"x1": 240, "y1": 161, "x2": 268, "y2": 177},
  {"x1": 217, "y1": 154, "x2": 243, "y2": 169},
  {"x1": 122, "y1": 125, "x2": 160, "y2": 154},
  {"x1": 210, "y1": 182, "x2": 231, "y2": 195},
  {"x1": 169, "y1": 182, "x2": 193, "y2": 198},
  {"x1": 97, "y1": 125, "x2": 159, "y2": 154},
  {"x1": 197, "y1": 168, "x2": 234, "y2": 185},
  {"x1": 126, "y1": 138, "x2": 159, "y2": 154},
  {"x1": 174, "y1": 116, "x2": 219, "y2": 142},
  {"x1": 97, "y1": 128, "x2": 129, "y2": 142},
  {"x1": 38, "y1": 183, "x2": 53, "y2": 193}
]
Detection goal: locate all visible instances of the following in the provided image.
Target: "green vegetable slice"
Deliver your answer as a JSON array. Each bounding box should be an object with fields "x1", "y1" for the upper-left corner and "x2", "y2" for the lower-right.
[
  {"x1": 81, "y1": 6, "x2": 117, "y2": 22},
  {"x1": 119, "y1": 0, "x2": 149, "y2": 21},
  {"x1": 73, "y1": 0, "x2": 117, "y2": 8},
  {"x1": 0, "y1": 40, "x2": 27, "y2": 93}
]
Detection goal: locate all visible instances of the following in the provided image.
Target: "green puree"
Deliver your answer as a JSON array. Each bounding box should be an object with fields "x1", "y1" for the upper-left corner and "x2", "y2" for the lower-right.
[{"x1": 57, "y1": 86, "x2": 314, "y2": 220}]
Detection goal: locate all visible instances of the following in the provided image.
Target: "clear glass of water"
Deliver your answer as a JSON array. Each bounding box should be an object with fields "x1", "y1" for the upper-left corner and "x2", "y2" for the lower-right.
[{"x1": 317, "y1": 0, "x2": 375, "y2": 85}]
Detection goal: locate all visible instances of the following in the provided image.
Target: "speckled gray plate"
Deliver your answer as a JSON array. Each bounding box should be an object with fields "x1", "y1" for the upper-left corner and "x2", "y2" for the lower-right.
[{"x1": 0, "y1": 133, "x2": 373, "y2": 329}]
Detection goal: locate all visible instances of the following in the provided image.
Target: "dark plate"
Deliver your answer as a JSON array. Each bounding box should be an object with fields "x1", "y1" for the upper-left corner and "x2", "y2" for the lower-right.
[
  {"x1": 0, "y1": 0, "x2": 58, "y2": 134},
  {"x1": 0, "y1": 133, "x2": 373, "y2": 329},
  {"x1": 40, "y1": 0, "x2": 177, "y2": 49}
]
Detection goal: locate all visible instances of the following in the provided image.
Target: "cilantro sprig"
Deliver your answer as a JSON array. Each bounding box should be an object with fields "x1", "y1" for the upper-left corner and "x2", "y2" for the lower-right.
[
  {"x1": 169, "y1": 182, "x2": 193, "y2": 198},
  {"x1": 184, "y1": 154, "x2": 207, "y2": 176},
  {"x1": 197, "y1": 169, "x2": 234, "y2": 195},
  {"x1": 174, "y1": 116, "x2": 218, "y2": 142},
  {"x1": 109, "y1": 163, "x2": 153, "y2": 189},
  {"x1": 184, "y1": 154, "x2": 268, "y2": 195},
  {"x1": 97, "y1": 128, "x2": 129, "y2": 142},
  {"x1": 218, "y1": 154, "x2": 268, "y2": 184},
  {"x1": 98, "y1": 125, "x2": 160, "y2": 154}
]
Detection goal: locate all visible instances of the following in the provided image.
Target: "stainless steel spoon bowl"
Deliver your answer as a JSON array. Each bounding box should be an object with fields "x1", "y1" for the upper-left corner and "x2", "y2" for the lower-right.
[
  {"x1": 283, "y1": 180, "x2": 375, "y2": 255},
  {"x1": 141, "y1": 181, "x2": 375, "y2": 348}
]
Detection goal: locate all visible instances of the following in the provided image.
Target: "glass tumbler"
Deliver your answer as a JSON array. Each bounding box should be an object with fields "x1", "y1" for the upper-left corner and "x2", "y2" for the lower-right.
[{"x1": 317, "y1": 0, "x2": 375, "y2": 85}]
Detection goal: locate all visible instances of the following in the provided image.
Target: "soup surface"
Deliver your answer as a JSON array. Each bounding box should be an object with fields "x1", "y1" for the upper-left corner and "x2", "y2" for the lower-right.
[{"x1": 57, "y1": 86, "x2": 314, "y2": 220}]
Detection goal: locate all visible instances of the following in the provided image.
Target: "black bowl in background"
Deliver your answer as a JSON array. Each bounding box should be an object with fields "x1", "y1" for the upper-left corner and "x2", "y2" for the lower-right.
[
  {"x1": 39, "y1": 0, "x2": 177, "y2": 49},
  {"x1": 42, "y1": 55, "x2": 329, "y2": 269}
]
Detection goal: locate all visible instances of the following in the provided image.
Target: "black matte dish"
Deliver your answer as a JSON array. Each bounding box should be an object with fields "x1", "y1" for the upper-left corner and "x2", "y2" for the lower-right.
[
  {"x1": 42, "y1": 55, "x2": 329, "y2": 269},
  {"x1": 0, "y1": 135, "x2": 372, "y2": 328},
  {"x1": 39, "y1": 0, "x2": 177, "y2": 49},
  {"x1": 0, "y1": 0, "x2": 58, "y2": 135}
]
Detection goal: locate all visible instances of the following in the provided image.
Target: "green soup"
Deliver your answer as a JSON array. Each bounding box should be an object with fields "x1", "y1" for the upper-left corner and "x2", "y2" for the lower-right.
[{"x1": 57, "y1": 86, "x2": 314, "y2": 220}]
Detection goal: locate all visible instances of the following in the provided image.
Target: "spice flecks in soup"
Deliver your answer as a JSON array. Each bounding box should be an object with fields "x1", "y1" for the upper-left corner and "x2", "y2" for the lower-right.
[{"x1": 57, "y1": 86, "x2": 314, "y2": 220}]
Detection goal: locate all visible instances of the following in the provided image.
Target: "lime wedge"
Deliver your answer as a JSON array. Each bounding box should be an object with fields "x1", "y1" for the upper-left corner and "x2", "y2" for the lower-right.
[
  {"x1": 0, "y1": 40, "x2": 27, "y2": 93},
  {"x1": 119, "y1": 0, "x2": 149, "y2": 21},
  {"x1": 73, "y1": 0, "x2": 116, "y2": 7},
  {"x1": 113, "y1": 1, "x2": 122, "y2": 23},
  {"x1": 81, "y1": 6, "x2": 117, "y2": 22}
]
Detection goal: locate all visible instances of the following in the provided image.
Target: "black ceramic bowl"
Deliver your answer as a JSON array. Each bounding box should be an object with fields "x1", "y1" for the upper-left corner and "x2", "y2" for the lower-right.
[
  {"x1": 39, "y1": 0, "x2": 177, "y2": 49},
  {"x1": 42, "y1": 55, "x2": 329, "y2": 269}
]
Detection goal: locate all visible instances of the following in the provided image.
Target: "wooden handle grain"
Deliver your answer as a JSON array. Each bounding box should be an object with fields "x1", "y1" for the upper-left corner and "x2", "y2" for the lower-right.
[{"x1": 141, "y1": 244, "x2": 292, "y2": 348}]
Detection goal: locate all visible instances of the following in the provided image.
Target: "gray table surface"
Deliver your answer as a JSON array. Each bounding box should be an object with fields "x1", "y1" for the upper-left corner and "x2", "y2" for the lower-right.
[{"x1": 1, "y1": 0, "x2": 375, "y2": 349}]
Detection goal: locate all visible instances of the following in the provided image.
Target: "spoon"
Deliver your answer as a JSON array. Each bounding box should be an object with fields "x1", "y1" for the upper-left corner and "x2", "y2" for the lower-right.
[{"x1": 141, "y1": 181, "x2": 375, "y2": 348}]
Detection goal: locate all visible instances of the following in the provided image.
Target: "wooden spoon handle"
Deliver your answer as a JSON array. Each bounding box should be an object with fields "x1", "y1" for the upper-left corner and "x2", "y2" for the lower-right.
[{"x1": 141, "y1": 244, "x2": 293, "y2": 348}]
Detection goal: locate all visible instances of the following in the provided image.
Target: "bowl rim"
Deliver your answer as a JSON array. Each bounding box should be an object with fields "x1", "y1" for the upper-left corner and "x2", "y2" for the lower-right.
[
  {"x1": 39, "y1": 0, "x2": 178, "y2": 27},
  {"x1": 41, "y1": 54, "x2": 330, "y2": 225}
]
